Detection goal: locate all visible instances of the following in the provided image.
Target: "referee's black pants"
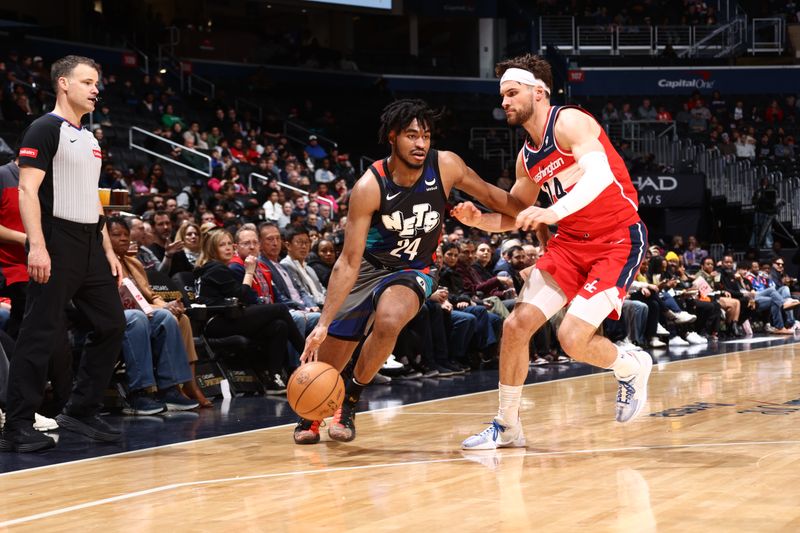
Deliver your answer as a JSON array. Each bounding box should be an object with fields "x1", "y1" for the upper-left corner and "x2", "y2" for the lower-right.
[{"x1": 5, "y1": 217, "x2": 125, "y2": 429}]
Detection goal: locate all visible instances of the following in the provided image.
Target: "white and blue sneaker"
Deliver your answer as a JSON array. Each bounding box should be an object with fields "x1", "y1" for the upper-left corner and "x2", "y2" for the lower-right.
[
  {"x1": 615, "y1": 350, "x2": 653, "y2": 423},
  {"x1": 461, "y1": 417, "x2": 526, "y2": 450}
]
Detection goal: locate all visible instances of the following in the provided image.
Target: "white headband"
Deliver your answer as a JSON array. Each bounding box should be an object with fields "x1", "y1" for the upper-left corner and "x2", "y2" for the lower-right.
[{"x1": 500, "y1": 67, "x2": 550, "y2": 94}]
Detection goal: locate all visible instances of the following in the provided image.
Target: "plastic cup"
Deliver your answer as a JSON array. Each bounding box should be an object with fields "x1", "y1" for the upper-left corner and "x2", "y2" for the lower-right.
[
  {"x1": 98, "y1": 188, "x2": 111, "y2": 206},
  {"x1": 111, "y1": 189, "x2": 129, "y2": 206}
]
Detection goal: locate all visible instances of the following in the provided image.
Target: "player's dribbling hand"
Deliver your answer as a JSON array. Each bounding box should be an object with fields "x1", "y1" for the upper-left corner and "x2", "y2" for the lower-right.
[
  {"x1": 516, "y1": 206, "x2": 558, "y2": 231},
  {"x1": 300, "y1": 324, "x2": 327, "y2": 364},
  {"x1": 451, "y1": 201, "x2": 482, "y2": 227}
]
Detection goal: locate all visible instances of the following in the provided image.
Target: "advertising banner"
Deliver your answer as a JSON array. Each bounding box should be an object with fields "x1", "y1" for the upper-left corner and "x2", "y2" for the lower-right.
[
  {"x1": 632, "y1": 173, "x2": 705, "y2": 208},
  {"x1": 569, "y1": 66, "x2": 800, "y2": 96}
]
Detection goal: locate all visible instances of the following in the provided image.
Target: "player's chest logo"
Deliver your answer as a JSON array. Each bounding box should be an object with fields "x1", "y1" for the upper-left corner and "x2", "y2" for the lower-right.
[
  {"x1": 531, "y1": 156, "x2": 565, "y2": 184},
  {"x1": 381, "y1": 203, "x2": 440, "y2": 238}
]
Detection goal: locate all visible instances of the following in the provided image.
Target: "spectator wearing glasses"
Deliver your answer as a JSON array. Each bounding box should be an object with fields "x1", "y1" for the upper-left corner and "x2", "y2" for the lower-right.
[
  {"x1": 280, "y1": 227, "x2": 326, "y2": 308},
  {"x1": 229, "y1": 226, "x2": 274, "y2": 304},
  {"x1": 257, "y1": 222, "x2": 321, "y2": 368},
  {"x1": 194, "y1": 229, "x2": 304, "y2": 393},
  {"x1": 745, "y1": 260, "x2": 798, "y2": 333},
  {"x1": 770, "y1": 258, "x2": 799, "y2": 305}
]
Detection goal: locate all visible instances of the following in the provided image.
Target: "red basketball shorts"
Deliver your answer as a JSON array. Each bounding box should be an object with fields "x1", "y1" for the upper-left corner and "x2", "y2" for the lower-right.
[{"x1": 533, "y1": 220, "x2": 648, "y2": 321}]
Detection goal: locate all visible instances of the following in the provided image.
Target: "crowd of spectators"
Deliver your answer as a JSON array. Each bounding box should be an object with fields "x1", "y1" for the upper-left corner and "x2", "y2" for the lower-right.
[
  {"x1": 533, "y1": 0, "x2": 724, "y2": 27},
  {"x1": 591, "y1": 90, "x2": 800, "y2": 175},
  {"x1": 1, "y1": 49, "x2": 800, "y2": 428},
  {"x1": 535, "y1": 0, "x2": 800, "y2": 26},
  {"x1": 0, "y1": 50, "x2": 55, "y2": 127}
]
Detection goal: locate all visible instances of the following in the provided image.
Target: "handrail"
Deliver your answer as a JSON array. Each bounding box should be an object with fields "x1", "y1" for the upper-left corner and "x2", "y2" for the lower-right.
[
  {"x1": 284, "y1": 120, "x2": 338, "y2": 152},
  {"x1": 536, "y1": 15, "x2": 779, "y2": 57},
  {"x1": 185, "y1": 71, "x2": 215, "y2": 99},
  {"x1": 751, "y1": 17, "x2": 785, "y2": 54},
  {"x1": 248, "y1": 172, "x2": 336, "y2": 211},
  {"x1": 679, "y1": 19, "x2": 742, "y2": 57},
  {"x1": 157, "y1": 26, "x2": 180, "y2": 70},
  {"x1": 128, "y1": 126, "x2": 212, "y2": 177},
  {"x1": 235, "y1": 97, "x2": 263, "y2": 122},
  {"x1": 12, "y1": 77, "x2": 54, "y2": 98},
  {"x1": 123, "y1": 41, "x2": 151, "y2": 75}
]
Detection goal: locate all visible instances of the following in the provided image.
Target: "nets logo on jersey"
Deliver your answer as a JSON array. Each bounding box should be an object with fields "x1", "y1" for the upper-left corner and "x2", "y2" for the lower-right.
[
  {"x1": 19, "y1": 147, "x2": 38, "y2": 158},
  {"x1": 381, "y1": 203, "x2": 440, "y2": 238}
]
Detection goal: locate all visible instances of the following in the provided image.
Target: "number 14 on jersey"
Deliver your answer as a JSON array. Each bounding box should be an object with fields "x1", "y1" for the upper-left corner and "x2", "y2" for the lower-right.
[{"x1": 542, "y1": 177, "x2": 566, "y2": 203}]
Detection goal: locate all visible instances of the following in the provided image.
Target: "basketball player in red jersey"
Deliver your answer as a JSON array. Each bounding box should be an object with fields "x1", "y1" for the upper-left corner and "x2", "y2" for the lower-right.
[{"x1": 455, "y1": 54, "x2": 653, "y2": 450}]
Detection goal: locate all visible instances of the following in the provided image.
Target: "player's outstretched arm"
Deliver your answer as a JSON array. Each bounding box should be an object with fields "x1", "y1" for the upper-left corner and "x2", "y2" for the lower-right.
[
  {"x1": 300, "y1": 173, "x2": 378, "y2": 363},
  {"x1": 451, "y1": 201, "x2": 516, "y2": 232},
  {"x1": 451, "y1": 151, "x2": 542, "y2": 234},
  {"x1": 440, "y1": 150, "x2": 527, "y2": 218}
]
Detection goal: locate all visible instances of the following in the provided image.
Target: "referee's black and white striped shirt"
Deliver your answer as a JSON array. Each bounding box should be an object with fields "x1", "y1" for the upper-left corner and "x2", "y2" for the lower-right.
[{"x1": 17, "y1": 113, "x2": 103, "y2": 224}]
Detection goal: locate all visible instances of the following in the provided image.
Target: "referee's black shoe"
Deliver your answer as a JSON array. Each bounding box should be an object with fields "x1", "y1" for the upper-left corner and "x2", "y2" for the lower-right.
[
  {"x1": 0, "y1": 425, "x2": 56, "y2": 453},
  {"x1": 56, "y1": 413, "x2": 122, "y2": 443}
]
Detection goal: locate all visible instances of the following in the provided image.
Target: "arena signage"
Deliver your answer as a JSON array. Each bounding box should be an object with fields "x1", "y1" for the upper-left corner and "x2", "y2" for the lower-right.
[
  {"x1": 570, "y1": 66, "x2": 800, "y2": 96},
  {"x1": 657, "y1": 77, "x2": 716, "y2": 90},
  {"x1": 650, "y1": 394, "x2": 800, "y2": 417},
  {"x1": 632, "y1": 173, "x2": 705, "y2": 207}
]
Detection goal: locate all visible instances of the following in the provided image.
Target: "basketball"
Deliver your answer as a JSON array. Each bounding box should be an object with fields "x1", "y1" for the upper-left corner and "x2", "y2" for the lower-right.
[{"x1": 287, "y1": 362, "x2": 345, "y2": 420}]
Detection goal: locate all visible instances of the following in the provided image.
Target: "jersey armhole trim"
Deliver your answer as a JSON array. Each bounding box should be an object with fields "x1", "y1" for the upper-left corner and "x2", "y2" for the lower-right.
[
  {"x1": 369, "y1": 162, "x2": 387, "y2": 216},
  {"x1": 552, "y1": 107, "x2": 573, "y2": 157},
  {"x1": 430, "y1": 149, "x2": 447, "y2": 204}
]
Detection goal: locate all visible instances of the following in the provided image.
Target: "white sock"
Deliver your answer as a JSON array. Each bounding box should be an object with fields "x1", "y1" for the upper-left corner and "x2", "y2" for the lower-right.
[
  {"x1": 497, "y1": 383, "x2": 523, "y2": 426},
  {"x1": 610, "y1": 347, "x2": 641, "y2": 379}
]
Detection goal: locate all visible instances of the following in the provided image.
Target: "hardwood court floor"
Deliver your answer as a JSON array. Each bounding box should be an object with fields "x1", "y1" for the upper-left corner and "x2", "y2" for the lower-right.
[{"x1": 2, "y1": 343, "x2": 800, "y2": 532}]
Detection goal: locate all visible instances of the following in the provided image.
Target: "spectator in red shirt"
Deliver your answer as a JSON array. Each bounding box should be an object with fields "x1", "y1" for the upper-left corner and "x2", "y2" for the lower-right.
[
  {"x1": 687, "y1": 90, "x2": 704, "y2": 110},
  {"x1": 245, "y1": 140, "x2": 261, "y2": 164},
  {"x1": 229, "y1": 138, "x2": 247, "y2": 163},
  {"x1": 656, "y1": 105, "x2": 673, "y2": 122},
  {"x1": 315, "y1": 182, "x2": 338, "y2": 214},
  {"x1": 764, "y1": 99, "x2": 784, "y2": 124},
  {"x1": 0, "y1": 159, "x2": 26, "y2": 337}
]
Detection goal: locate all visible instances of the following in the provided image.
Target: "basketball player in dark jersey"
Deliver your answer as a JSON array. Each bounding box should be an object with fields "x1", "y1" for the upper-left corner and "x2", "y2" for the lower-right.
[{"x1": 294, "y1": 99, "x2": 526, "y2": 444}]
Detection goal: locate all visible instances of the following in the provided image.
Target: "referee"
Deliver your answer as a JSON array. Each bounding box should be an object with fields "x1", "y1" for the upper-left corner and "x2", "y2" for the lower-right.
[{"x1": 0, "y1": 55, "x2": 126, "y2": 453}]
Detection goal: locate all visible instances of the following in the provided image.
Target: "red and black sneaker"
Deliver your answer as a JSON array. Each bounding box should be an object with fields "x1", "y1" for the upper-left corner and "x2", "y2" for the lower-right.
[
  {"x1": 328, "y1": 398, "x2": 357, "y2": 442},
  {"x1": 293, "y1": 418, "x2": 321, "y2": 445}
]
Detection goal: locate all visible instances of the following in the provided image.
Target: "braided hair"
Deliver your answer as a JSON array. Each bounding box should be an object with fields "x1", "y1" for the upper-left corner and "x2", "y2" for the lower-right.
[{"x1": 378, "y1": 99, "x2": 441, "y2": 145}]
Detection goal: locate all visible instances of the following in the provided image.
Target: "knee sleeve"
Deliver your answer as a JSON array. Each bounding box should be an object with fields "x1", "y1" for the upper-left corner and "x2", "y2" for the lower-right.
[
  {"x1": 568, "y1": 288, "x2": 622, "y2": 328},
  {"x1": 517, "y1": 269, "x2": 567, "y2": 320}
]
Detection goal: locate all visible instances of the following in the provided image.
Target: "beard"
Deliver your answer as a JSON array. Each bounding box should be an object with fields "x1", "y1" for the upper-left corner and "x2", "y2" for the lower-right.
[{"x1": 506, "y1": 103, "x2": 533, "y2": 126}]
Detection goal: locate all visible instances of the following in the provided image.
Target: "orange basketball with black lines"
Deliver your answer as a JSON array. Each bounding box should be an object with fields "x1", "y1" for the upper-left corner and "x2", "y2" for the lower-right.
[{"x1": 287, "y1": 362, "x2": 345, "y2": 420}]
